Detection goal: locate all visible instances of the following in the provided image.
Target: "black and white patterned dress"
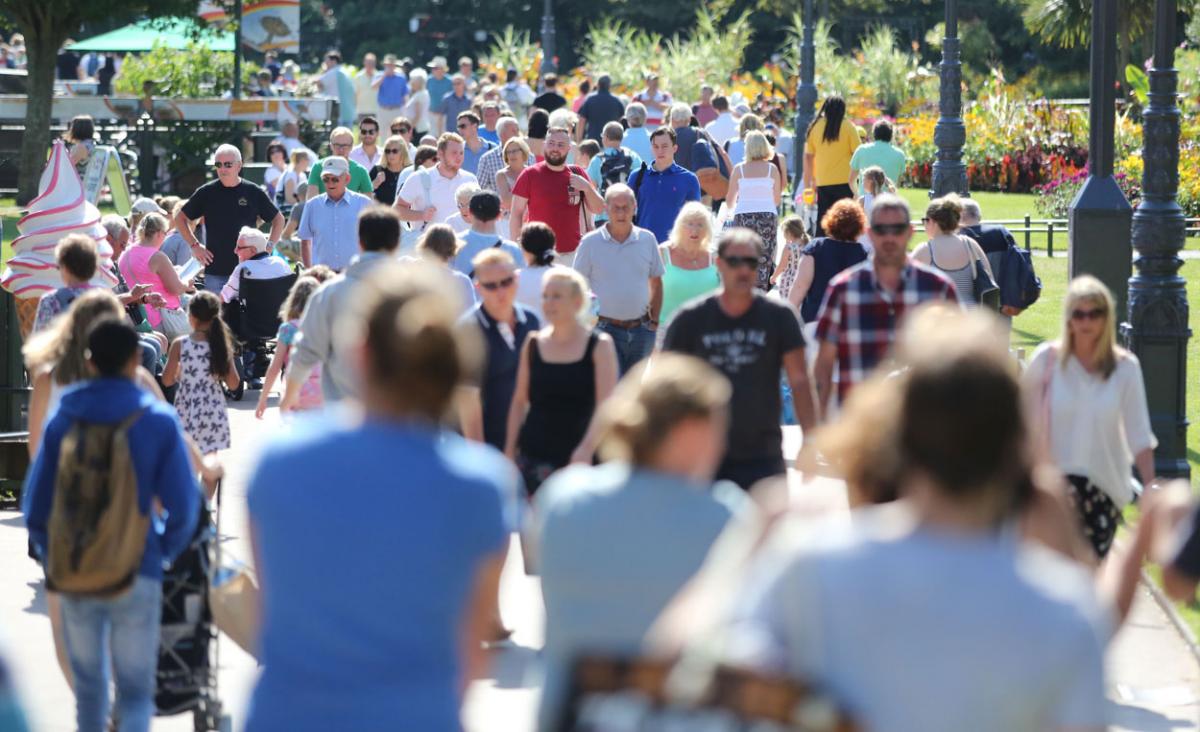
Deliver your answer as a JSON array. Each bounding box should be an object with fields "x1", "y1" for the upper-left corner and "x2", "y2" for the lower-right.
[{"x1": 175, "y1": 337, "x2": 231, "y2": 454}]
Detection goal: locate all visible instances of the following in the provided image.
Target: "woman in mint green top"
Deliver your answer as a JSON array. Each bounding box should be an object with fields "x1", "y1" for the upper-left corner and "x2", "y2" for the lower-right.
[{"x1": 658, "y1": 201, "x2": 721, "y2": 333}]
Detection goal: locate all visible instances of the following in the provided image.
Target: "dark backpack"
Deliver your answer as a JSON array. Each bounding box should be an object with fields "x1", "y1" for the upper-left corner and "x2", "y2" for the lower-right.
[
  {"x1": 598, "y1": 150, "x2": 634, "y2": 194},
  {"x1": 991, "y1": 245, "x2": 1042, "y2": 312},
  {"x1": 46, "y1": 408, "x2": 149, "y2": 596}
]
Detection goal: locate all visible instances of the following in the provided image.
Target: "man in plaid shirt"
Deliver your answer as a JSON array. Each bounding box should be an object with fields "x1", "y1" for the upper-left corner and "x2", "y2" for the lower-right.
[{"x1": 814, "y1": 193, "x2": 958, "y2": 414}]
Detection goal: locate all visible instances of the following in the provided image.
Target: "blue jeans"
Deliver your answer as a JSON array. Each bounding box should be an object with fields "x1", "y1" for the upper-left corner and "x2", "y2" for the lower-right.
[
  {"x1": 597, "y1": 321, "x2": 655, "y2": 376},
  {"x1": 60, "y1": 576, "x2": 162, "y2": 732}
]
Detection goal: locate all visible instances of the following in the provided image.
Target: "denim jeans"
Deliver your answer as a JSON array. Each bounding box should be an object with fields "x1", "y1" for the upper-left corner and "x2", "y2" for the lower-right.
[
  {"x1": 597, "y1": 321, "x2": 655, "y2": 376},
  {"x1": 60, "y1": 576, "x2": 162, "y2": 732}
]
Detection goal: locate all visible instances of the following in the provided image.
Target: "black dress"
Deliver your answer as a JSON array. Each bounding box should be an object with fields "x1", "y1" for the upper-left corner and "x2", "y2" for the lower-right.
[
  {"x1": 370, "y1": 165, "x2": 402, "y2": 205},
  {"x1": 516, "y1": 332, "x2": 598, "y2": 494}
]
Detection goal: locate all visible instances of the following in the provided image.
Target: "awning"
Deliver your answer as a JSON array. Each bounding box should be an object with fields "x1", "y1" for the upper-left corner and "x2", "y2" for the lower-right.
[{"x1": 68, "y1": 18, "x2": 234, "y2": 53}]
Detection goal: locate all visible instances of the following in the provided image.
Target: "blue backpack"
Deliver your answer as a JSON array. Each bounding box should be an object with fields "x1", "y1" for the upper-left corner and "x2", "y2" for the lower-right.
[{"x1": 987, "y1": 245, "x2": 1042, "y2": 312}]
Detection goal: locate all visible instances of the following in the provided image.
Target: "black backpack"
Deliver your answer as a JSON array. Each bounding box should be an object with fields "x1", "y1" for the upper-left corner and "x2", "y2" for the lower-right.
[{"x1": 598, "y1": 150, "x2": 634, "y2": 195}]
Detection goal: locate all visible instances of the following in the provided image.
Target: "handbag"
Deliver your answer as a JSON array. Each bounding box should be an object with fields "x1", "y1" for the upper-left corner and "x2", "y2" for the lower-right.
[
  {"x1": 696, "y1": 166, "x2": 729, "y2": 201},
  {"x1": 210, "y1": 563, "x2": 261, "y2": 659},
  {"x1": 963, "y1": 236, "x2": 1001, "y2": 311},
  {"x1": 155, "y1": 305, "x2": 191, "y2": 341}
]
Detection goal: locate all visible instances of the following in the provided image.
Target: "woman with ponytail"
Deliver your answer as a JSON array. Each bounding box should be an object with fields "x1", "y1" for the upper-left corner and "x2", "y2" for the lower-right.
[
  {"x1": 802, "y1": 95, "x2": 860, "y2": 235},
  {"x1": 514, "y1": 221, "x2": 565, "y2": 321},
  {"x1": 163, "y1": 291, "x2": 239, "y2": 457}
]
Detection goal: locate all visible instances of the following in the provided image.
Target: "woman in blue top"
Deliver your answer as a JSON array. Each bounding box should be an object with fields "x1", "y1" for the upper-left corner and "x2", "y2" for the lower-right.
[{"x1": 245, "y1": 262, "x2": 517, "y2": 731}]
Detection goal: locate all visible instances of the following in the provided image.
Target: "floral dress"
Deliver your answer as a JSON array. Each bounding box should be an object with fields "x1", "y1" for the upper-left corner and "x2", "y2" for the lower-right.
[
  {"x1": 774, "y1": 240, "x2": 803, "y2": 300},
  {"x1": 175, "y1": 337, "x2": 231, "y2": 453}
]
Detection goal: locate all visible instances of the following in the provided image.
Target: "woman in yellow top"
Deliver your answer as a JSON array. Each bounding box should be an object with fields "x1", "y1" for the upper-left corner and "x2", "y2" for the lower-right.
[{"x1": 803, "y1": 95, "x2": 860, "y2": 236}]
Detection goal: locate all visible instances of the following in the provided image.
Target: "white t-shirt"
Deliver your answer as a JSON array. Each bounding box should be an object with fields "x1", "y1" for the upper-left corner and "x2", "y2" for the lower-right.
[
  {"x1": 404, "y1": 89, "x2": 432, "y2": 134},
  {"x1": 395, "y1": 165, "x2": 478, "y2": 227},
  {"x1": 730, "y1": 505, "x2": 1110, "y2": 732},
  {"x1": 317, "y1": 67, "x2": 340, "y2": 99},
  {"x1": 633, "y1": 89, "x2": 672, "y2": 125}
]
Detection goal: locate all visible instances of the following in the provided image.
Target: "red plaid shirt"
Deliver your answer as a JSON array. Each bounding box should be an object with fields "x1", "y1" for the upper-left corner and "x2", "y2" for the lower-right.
[{"x1": 815, "y1": 258, "x2": 958, "y2": 401}]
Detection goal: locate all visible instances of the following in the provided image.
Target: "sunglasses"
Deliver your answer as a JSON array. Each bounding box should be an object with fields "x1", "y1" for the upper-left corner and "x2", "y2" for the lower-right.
[
  {"x1": 478, "y1": 276, "x2": 515, "y2": 291},
  {"x1": 385, "y1": 148, "x2": 402, "y2": 154},
  {"x1": 721, "y1": 255, "x2": 759, "y2": 269},
  {"x1": 321, "y1": 175, "x2": 342, "y2": 182},
  {"x1": 392, "y1": 126, "x2": 411, "y2": 134},
  {"x1": 1071, "y1": 307, "x2": 1106, "y2": 321},
  {"x1": 214, "y1": 161, "x2": 238, "y2": 169},
  {"x1": 871, "y1": 223, "x2": 910, "y2": 236},
  {"x1": 457, "y1": 123, "x2": 472, "y2": 129}
]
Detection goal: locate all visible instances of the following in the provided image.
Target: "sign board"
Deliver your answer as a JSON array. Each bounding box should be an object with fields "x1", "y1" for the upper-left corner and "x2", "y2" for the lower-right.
[
  {"x1": 82, "y1": 145, "x2": 132, "y2": 216},
  {"x1": 199, "y1": 0, "x2": 300, "y2": 53}
]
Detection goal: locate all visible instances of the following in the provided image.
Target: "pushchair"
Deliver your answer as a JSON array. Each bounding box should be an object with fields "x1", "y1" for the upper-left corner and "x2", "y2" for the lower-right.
[
  {"x1": 222, "y1": 271, "x2": 297, "y2": 401},
  {"x1": 155, "y1": 493, "x2": 230, "y2": 731}
]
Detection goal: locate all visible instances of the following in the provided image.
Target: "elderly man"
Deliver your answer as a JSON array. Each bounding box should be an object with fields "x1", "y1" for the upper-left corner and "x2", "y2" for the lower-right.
[
  {"x1": 177, "y1": 143, "x2": 283, "y2": 295},
  {"x1": 621, "y1": 102, "x2": 652, "y2": 164},
  {"x1": 627, "y1": 127, "x2": 701, "y2": 243},
  {"x1": 299, "y1": 157, "x2": 375, "y2": 270},
  {"x1": 960, "y1": 198, "x2": 1036, "y2": 319},
  {"x1": 573, "y1": 184, "x2": 663, "y2": 375},
  {"x1": 394, "y1": 132, "x2": 477, "y2": 231},
  {"x1": 475, "y1": 116, "x2": 523, "y2": 192},
  {"x1": 220, "y1": 227, "x2": 293, "y2": 302},
  {"x1": 306, "y1": 127, "x2": 375, "y2": 199},
  {"x1": 273, "y1": 121, "x2": 317, "y2": 165},
  {"x1": 435, "y1": 74, "x2": 472, "y2": 134}
]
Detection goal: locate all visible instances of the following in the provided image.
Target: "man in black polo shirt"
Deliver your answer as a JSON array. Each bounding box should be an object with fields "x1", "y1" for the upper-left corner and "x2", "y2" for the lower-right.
[
  {"x1": 577, "y1": 74, "x2": 626, "y2": 144},
  {"x1": 457, "y1": 248, "x2": 540, "y2": 451},
  {"x1": 176, "y1": 143, "x2": 284, "y2": 295}
]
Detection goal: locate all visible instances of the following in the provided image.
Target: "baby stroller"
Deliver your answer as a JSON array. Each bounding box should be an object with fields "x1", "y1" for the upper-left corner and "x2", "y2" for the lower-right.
[
  {"x1": 222, "y1": 271, "x2": 297, "y2": 401},
  {"x1": 155, "y1": 494, "x2": 230, "y2": 731}
]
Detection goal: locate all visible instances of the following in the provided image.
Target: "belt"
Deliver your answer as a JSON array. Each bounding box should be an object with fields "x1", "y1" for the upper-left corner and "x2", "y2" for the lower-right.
[{"x1": 598, "y1": 315, "x2": 647, "y2": 329}]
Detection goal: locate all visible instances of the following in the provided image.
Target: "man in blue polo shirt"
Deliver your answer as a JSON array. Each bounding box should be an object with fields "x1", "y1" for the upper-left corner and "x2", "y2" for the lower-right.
[{"x1": 627, "y1": 127, "x2": 701, "y2": 242}]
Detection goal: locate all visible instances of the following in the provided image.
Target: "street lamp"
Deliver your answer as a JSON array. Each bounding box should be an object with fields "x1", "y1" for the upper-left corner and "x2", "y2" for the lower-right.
[
  {"x1": 540, "y1": 0, "x2": 557, "y2": 77},
  {"x1": 1122, "y1": 0, "x2": 1190, "y2": 478},
  {"x1": 929, "y1": 0, "x2": 966, "y2": 197},
  {"x1": 792, "y1": 0, "x2": 816, "y2": 193}
]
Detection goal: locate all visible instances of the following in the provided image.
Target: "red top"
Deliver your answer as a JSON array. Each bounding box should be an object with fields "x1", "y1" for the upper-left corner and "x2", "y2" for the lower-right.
[{"x1": 512, "y1": 162, "x2": 588, "y2": 254}]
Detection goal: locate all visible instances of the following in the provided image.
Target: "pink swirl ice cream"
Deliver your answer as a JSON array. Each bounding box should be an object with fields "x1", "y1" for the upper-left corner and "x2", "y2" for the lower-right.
[{"x1": 1, "y1": 139, "x2": 117, "y2": 299}]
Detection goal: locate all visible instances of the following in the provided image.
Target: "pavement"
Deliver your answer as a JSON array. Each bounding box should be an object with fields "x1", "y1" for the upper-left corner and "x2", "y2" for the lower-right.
[{"x1": 2, "y1": 400, "x2": 1200, "y2": 730}]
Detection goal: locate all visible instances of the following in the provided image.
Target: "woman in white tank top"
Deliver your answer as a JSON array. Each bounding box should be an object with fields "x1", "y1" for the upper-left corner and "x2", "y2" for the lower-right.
[{"x1": 723, "y1": 131, "x2": 783, "y2": 290}]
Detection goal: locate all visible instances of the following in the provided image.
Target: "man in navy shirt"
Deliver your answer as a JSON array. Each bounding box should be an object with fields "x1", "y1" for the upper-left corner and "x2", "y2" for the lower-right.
[
  {"x1": 627, "y1": 127, "x2": 701, "y2": 242},
  {"x1": 576, "y1": 74, "x2": 626, "y2": 144}
]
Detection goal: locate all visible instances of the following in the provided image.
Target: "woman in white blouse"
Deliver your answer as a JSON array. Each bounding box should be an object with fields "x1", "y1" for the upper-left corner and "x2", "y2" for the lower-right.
[
  {"x1": 404, "y1": 68, "x2": 432, "y2": 139},
  {"x1": 1023, "y1": 275, "x2": 1156, "y2": 560}
]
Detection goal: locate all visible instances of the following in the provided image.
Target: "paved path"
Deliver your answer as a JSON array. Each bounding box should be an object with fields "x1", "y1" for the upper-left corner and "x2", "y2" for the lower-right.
[{"x1": 3, "y1": 401, "x2": 1200, "y2": 730}]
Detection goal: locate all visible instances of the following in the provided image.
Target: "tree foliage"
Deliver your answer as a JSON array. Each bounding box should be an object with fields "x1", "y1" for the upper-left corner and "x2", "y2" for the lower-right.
[{"x1": 114, "y1": 42, "x2": 260, "y2": 97}]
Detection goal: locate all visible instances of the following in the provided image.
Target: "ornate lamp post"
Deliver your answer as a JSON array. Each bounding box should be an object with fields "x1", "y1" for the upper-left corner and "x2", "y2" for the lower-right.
[
  {"x1": 1067, "y1": 0, "x2": 1132, "y2": 320},
  {"x1": 792, "y1": 0, "x2": 817, "y2": 193},
  {"x1": 929, "y1": 0, "x2": 967, "y2": 197},
  {"x1": 540, "y1": 0, "x2": 557, "y2": 77},
  {"x1": 1121, "y1": 0, "x2": 1189, "y2": 478}
]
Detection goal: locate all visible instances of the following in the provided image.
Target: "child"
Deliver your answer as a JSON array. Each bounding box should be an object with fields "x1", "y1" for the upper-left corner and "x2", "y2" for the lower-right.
[
  {"x1": 770, "y1": 215, "x2": 809, "y2": 302},
  {"x1": 256, "y1": 276, "x2": 324, "y2": 419},
  {"x1": 163, "y1": 292, "x2": 239, "y2": 467},
  {"x1": 858, "y1": 165, "x2": 895, "y2": 218}
]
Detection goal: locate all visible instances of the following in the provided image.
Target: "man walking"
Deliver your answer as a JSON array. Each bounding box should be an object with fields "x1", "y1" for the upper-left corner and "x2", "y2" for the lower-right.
[
  {"x1": 349, "y1": 115, "x2": 382, "y2": 170},
  {"x1": 453, "y1": 191, "x2": 525, "y2": 276},
  {"x1": 632, "y1": 73, "x2": 671, "y2": 129},
  {"x1": 573, "y1": 184, "x2": 663, "y2": 375},
  {"x1": 500, "y1": 68, "x2": 536, "y2": 127},
  {"x1": 394, "y1": 132, "x2": 477, "y2": 230},
  {"x1": 664, "y1": 228, "x2": 816, "y2": 490},
  {"x1": 577, "y1": 74, "x2": 625, "y2": 144},
  {"x1": 426, "y1": 56, "x2": 453, "y2": 132},
  {"x1": 960, "y1": 199, "x2": 1037, "y2": 319},
  {"x1": 23, "y1": 319, "x2": 201, "y2": 732},
  {"x1": 177, "y1": 144, "x2": 283, "y2": 295},
  {"x1": 510, "y1": 126, "x2": 604, "y2": 266},
  {"x1": 298, "y1": 157, "x2": 374, "y2": 270},
  {"x1": 435, "y1": 74, "x2": 472, "y2": 134},
  {"x1": 282, "y1": 206, "x2": 401, "y2": 407},
  {"x1": 456, "y1": 111, "x2": 497, "y2": 175},
  {"x1": 621, "y1": 102, "x2": 653, "y2": 163},
  {"x1": 627, "y1": 127, "x2": 701, "y2": 243},
  {"x1": 586, "y1": 121, "x2": 643, "y2": 201},
  {"x1": 316, "y1": 51, "x2": 356, "y2": 126},
  {"x1": 704, "y1": 95, "x2": 737, "y2": 146},
  {"x1": 353, "y1": 53, "x2": 381, "y2": 123},
  {"x1": 306, "y1": 127, "x2": 375, "y2": 198},
  {"x1": 373, "y1": 54, "x2": 409, "y2": 117},
  {"x1": 813, "y1": 193, "x2": 957, "y2": 414},
  {"x1": 849, "y1": 119, "x2": 906, "y2": 189},
  {"x1": 533, "y1": 73, "x2": 567, "y2": 114},
  {"x1": 475, "y1": 116, "x2": 523, "y2": 192}
]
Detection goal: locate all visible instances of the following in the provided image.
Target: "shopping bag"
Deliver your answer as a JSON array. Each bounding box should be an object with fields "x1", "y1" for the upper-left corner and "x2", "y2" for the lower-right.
[{"x1": 210, "y1": 564, "x2": 260, "y2": 659}]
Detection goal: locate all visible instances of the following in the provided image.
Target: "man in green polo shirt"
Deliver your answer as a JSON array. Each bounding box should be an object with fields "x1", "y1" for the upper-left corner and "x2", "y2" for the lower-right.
[
  {"x1": 307, "y1": 126, "x2": 375, "y2": 199},
  {"x1": 849, "y1": 119, "x2": 907, "y2": 189}
]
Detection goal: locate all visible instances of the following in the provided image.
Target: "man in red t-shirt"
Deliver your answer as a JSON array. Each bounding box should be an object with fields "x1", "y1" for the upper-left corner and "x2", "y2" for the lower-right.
[{"x1": 509, "y1": 126, "x2": 604, "y2": 266}]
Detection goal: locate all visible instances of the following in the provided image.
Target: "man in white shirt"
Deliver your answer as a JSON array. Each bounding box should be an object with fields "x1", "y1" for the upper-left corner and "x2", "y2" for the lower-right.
[
  {"x1": 704, "y1": 95, "x2": 737, "y2": 146},
  {"x1": 221, "y1": 227, "x2": 294, "y2": 303},
  {"x1": 349, "y1": 116, "x2": 382, "y2": 170},
  {"x1": 393, "y1": 132, "x2": 478, "y2": 234},
  {"x1": 273, "y1": 121, "x2": 318, "y2": 166},
  {"x1": 353, "y1": 53, "x2": 381, "y2": 122},
  {"x1": 632, "y1": 73, "x2": 672, "y2": 128}
]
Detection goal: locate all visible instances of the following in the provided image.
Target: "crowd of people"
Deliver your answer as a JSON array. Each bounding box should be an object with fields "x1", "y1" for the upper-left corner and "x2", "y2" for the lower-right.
[{"x1": 14, "y1": 55, "x2": 1200, "y2": 732}]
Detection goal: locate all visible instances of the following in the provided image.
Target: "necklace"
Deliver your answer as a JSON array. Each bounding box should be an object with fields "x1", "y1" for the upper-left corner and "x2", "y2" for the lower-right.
[{"x1": 673, "y1": 246, "x2": 707, "y2": 267}]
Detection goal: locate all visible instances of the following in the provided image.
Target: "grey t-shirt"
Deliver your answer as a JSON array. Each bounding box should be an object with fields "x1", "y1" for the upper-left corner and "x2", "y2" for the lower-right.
[
  {"x1": 729, "y1": 506, "x2": 1109, "y2": 732},
  {"x1": 572, "y1": 225, "x2": 664, "y2": 321},
  {"x1": 663, "y1": 293, "x2": 803, "y2": 461}
]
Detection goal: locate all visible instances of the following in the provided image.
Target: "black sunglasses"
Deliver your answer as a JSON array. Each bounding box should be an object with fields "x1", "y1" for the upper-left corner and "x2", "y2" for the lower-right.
[
  {"x1": 360, "y1": 127, "x2": 378, "y2": 135},
  {"x1": 214, "y1": 161, "x2": 238, "y2": 169},
  {"x1": 392, "y1": 126, "x2": 411, "y2": 133},
  {"x1": 321, "y1": 174, "x2": 342, "y2": 182},
  {"x1": 1071, "y1": 307, "x2": 1106, "y2": 321},
  {"x1": 385, "y1": 148, "x2": 402, "y2": 154},
  {"x1": 871, "y1": 223, "x2": 910, "y2": 236},
  {"x1": 721, "y1": 255, "x2": 759, "y2": 269},
  {"x1": 478, "y1": 276, "x2": 515, "y2": 291}
]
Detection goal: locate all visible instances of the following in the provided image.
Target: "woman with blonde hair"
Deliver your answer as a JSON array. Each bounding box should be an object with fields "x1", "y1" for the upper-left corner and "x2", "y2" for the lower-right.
[
  {"x1": 403, "y1": 68, "x2": 431, "y2": 139},
  {"x1": 505, "y1": 267, "x2": 618, "y2": 494},
  {"x1": 1022, "y1": 275, "x2": 1156, "y2": 559},
  {"x1": 725, "y1": 112, "x2": 764, "y2": 167},
  {"x1": 496, "y1": 136, "x2": 533, "y2": 215},
  {"x1": 535, "y1": 353, "x2": 744, "y2": 727},
  {"x1": 723, "y1": 130, "x2": 782, "y2": 290},
  {"x1": 118, "y1": 212, "x2": 195, "y2": 339},
  {"x1": 659, "y1": 201, "x2": 720, "y2": 333},
  {"x1": 369, "y1": 133, "x2": 411, "y2": 205}
]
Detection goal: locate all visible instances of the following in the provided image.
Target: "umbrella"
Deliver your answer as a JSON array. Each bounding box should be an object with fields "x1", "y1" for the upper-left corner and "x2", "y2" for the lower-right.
[{"x1": 68, "y1": 18, "x2": 234, "y2": 53}]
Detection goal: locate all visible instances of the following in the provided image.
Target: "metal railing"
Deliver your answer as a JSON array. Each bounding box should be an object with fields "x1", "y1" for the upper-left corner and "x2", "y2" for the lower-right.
[{"x1": 985, "y1": 216, "x2": 1200, "y2": 258}]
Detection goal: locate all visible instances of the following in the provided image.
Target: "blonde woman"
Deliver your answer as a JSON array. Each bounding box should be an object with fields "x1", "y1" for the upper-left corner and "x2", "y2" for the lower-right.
[
  {"x1": 724, "y1": 130, "x2": 782, "y2": 290},
  {"x1": 280, "y1": 148, "x2": 312, "y2": 205},
  {"x1": 659, "y1": 201, "x2": 720, "y2": 333},
  {"x1": 118, "y1": 212, "x2": 195, "y2": 340},
  {"x1": 1022, "y1": 275, "x2": 1156, "y2": 559},
  {"x1": 725, "y1": 112, "x2": 764, "y2": 167},
  {"x1": 505, "y1": 268, "x2": 618, "y2": 495},
  {"x1": 369, "y1": 133, "x2": 411, "y2": 205},
  {"x1": 912, "y1": 194, "x2": 995, "y2": 309},
  {"x1": 496, "y1": 136, "x2": 532, "y2": 216}
]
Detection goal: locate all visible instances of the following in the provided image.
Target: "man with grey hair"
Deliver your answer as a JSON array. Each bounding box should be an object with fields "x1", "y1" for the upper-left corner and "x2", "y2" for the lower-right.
[
  {"x1": 475, "y1": 116, "x2": 524, "y2": 192},
  {"x1": 435, "y1": 73, "x2": 472, "y2": 133},
  {"x1": 959, "y1": 199, "x2": 1035, "y2": 318},
  {"x1": 573, "y1": 183, "x2": 663, "y2": 375},
  {"x1": 586, "y1": 121, "x2": 643, "y2": 221},
  {"x1": 577, "y1": 73, "x2": 625, "y2": 143},
  {"x1": 177, "y1": 143, "x2": 283, "y2": 295},
  {"x1": 622, "y1": 102, "x2": 652, "y2": 163}
]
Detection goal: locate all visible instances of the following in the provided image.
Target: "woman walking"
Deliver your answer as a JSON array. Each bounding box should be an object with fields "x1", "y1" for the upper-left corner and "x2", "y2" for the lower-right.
[
  {"x1": 1022, "y1": 275, "x2": 1157, "y2": 560},
  {"x1": 912, "y1": 194, "x2": 995, "y2": 309},
  {"x1": 369, "y1": 134, "x2": 411, "y2": 205},
  {"x1": 659, "y1": 202, "x2": 720, "y2": 334},
  {"x1": 514, "y1": 222, "x2": 562, "y2": 322},
  {"x1": 802, "y1": 95, "x2": 859, "y2": 235},
  {"x1": 787, "y1": 200, "x2": 870, "y2": 330},
  {"x1": 505, "y1": 268, "x2": 618, "y2": 495},
  {"x1": 724, "y1": 131, "x2": 782, "y2": 290}
]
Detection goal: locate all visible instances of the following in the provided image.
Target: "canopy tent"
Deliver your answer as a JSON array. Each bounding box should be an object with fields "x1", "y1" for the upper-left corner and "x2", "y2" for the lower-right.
[{"x1": 68, "y1": 18, "x2": 234, "y2": 53}]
